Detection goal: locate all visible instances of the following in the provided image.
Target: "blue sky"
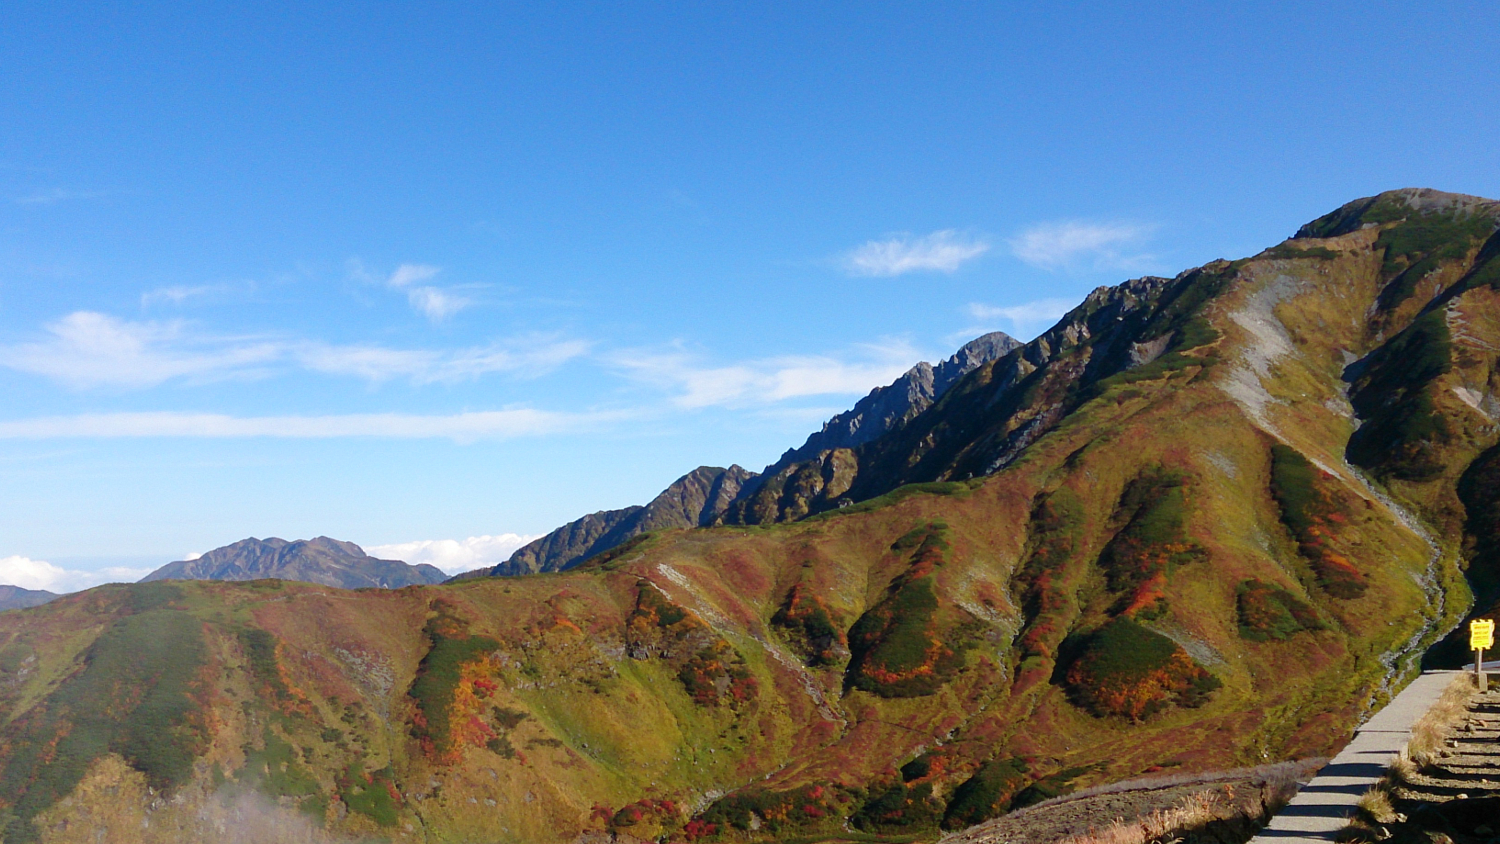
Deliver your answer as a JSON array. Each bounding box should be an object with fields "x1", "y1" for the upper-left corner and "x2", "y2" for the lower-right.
[{"x1": 2, "y1": 2, "x2": 1498, "y2": 590}]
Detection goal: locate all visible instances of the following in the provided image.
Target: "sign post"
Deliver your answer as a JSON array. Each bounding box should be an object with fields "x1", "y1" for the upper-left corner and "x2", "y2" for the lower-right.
[{"x1": 1471, "y1": 618, "x2": 1495, "y2": 690}]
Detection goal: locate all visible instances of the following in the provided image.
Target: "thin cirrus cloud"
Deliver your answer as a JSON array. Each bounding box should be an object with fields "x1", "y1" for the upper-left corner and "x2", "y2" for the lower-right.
[
  {"x1": 1007, "y1": 220, "x2": 1157, "y2": 272},
  {"x1": 295, "y1": 335, "x2": 591, "y2": 384},
  {"x1": 610, "y1": 340, "x2": 921, "y2": 409},
  {"x1": 0, "y1": 408, "x2": 625, "y2": 444},
  {"x1": 843, "y1": 230, "x2": 990, "y2": 277},
  {"x1": 0, "y1": 311, "x2": 282, "y2": 389},
  {"x1": 0, "y1": 311, "x2": 587, "y2": 389},
  {"x1": 366, "y1": 534, "x2": 542, "y2": 574},
  {"x1": 140, "y1": 283, "x2": 241, "y2": 307},
  {"x1": 13, "y1": 188, "x2": 104, "y2": 206}
]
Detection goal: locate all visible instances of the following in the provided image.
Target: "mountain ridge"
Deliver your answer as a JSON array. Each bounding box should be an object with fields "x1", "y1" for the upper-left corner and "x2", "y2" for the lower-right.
[
  {"x1": 0, "y1": 585, "x2": 58, "y2": 612},
  {"x1": 482, "y1": 330, "x2": 1020, "y2": 576},
  {"x1": 142, "y1": 535, "x2": 447, "y2": 589},
  {"x1": 485, "y1": 464, "x2": 758, "y2": 576}
]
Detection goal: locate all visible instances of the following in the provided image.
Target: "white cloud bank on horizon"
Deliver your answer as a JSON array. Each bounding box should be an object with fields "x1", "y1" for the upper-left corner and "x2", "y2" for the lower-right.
[
  {"x1": 0, "y1": 555, "x2": 153, "y2": 593},
  {"x1": 0, "y1": 408, "x2": 621, "y2": 443},
  {"x1": 0, "y1": 311, "x2": 587, "y2": 389},
  {"x1": 367, "y1": 534, "x2": 541, "y2": 574},
  {"x1": 1008, "y1": 220, "x2": 1156, "y2": 272},
  {"x1": 610, "y1": 340, "x2": 923, "y2": 409},
  {"x1": 843, "y1": 230, "x2": 990, "y2": 276},
  {"x1": 965, "y1": 298, "x2": 1077, "y2": 338}
]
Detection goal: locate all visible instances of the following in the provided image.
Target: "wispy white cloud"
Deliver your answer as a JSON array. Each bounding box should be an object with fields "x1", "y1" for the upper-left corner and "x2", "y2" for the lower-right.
[
  {"x1": 140, "y1": 283, "x2": 239, "y2": 307},
  {"x1": 366, "y1": 534, "x2": 541, "y2": 574},
  {"x1": 610, "y1": 341, "x2": 921, "y2": 409},
  {"x1": 296, "y1": 335, "x2": 588, "y2": 383},
  {"x1": 1007, "y1": 221, "x2": 1156, "y2": 272},
  {"x1": 965, "y1": 299, "x2": 1076, "y2": 337},
  {"x1": 387, "y1": 264, "x2": 441, "y2": 288},
  {"x1": 14, "y1": 188, "x2": 103, "y2": 206},
  {"x1": 405, "y1": 286, "x2": 469, "y2": 321},
  {"x1": 844, "y1": 230, "x2": 990, "y2": 277},
  {"x1": 0, "y1": 555, "x2": 151, "y2": 593},
  {"x1": 0, "y1": 311, "x2": 586, "y2": 389},
  {"x1": 374, "y1": 263, "x2": 470, "y2": 321},
  {"x1": 0, "y1": 409, "x2": 620, "y2": 443},
  {"x1": 0, "y1": 311, "x2": 281, "y2": 389}
]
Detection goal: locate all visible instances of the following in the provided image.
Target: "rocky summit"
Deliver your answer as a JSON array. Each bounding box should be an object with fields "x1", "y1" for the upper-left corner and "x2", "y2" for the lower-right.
[
  {"x1": 141, "y1": 536, "x2": 448, "y2": 590},
  {"x1": 4, "y1": 189, "x2": 1500, "y2": 843}
]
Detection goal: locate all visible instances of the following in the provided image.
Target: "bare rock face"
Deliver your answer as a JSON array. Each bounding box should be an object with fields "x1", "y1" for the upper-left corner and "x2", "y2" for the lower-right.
[{"x1": 141, "y1": 536, "x2": 447, "y2": 589}]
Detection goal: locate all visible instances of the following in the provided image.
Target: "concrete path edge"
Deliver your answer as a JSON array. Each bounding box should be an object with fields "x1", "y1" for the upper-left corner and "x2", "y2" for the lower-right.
[{"x1": 1247, "y1": 670, "x2": 1463, "y2": 842}]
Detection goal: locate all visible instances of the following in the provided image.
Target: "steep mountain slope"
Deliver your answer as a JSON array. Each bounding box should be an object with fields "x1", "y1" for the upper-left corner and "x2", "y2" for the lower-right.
[
  {"x1": 142, "y1": 536, "x2": 447, "y2": 589},
  {"x1": 3, "y1": 189, "x2": 1500, "y2": 844},
  {"x1": 486, "y1": 332, "x2": 1019, "y2": 578},
  {"x1": 488, "y1": 465, "x2": 756, "y2": 576},
  {"x1": 0, "y1": 587, "x2": 57, "y2": 612}
]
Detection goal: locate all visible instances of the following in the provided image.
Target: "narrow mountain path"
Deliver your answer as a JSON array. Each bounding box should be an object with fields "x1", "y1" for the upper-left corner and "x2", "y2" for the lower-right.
[
  {"x1": 1377, "y1": 685, "x2": 1500, "y2": 841},
  {"x1": 1246, "y1": 671, "x2": 1463, "y2": 843}
]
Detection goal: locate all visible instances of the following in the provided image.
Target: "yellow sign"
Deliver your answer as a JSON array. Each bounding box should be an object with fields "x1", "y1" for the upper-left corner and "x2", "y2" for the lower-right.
[{"x1": 1472, "y1": 618, "x2": 1496, "y2": 651}]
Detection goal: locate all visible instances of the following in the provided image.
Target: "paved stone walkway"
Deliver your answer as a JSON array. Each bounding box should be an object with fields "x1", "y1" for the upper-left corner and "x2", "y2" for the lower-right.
[
  {"x1": 1378, "y1": 686, "x2": 1500, "y2": 839},
  {"x1": 1247, "y1": 670, "x2": 1462, "y2": 842}
]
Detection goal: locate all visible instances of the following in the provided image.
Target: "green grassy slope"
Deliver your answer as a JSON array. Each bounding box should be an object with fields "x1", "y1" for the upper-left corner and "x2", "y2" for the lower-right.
[{"x1": 1, "y1": 189, "x2": 1499, "y2": 843}]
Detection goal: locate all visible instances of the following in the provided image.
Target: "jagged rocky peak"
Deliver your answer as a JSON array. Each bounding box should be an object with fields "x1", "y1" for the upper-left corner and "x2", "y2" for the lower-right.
[
  {"x1": 490, "y1": 464, "x2": 758, "y2": 576},
  {"x1": 637, "y1": 464, "x2": 757, "y2": 529},
  {"x1": 771, "y1": 330, "x2": 1021, "y2": 468},
  {"x1": 1025, "y1": 275, "x2": 1172, "y2": 365},
  {"x1": 141, "y1": 535, "x2": 447, "y2": 589}
]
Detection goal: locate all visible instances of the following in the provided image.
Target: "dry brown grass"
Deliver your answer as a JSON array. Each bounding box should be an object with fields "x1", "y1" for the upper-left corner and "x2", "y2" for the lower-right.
[
  {"x1": 1339, "y1": 673, "x2": 1477, "y2": 842},
  {"x1": 1405, "y1": 672, "x2": 1477, "y2": 768},
  {"x1": 1053, "y1": 779, "x2": 1299, "y2": 844}
]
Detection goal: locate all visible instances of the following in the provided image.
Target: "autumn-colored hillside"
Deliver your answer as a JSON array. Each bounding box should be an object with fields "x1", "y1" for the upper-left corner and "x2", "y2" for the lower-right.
[{"x1": 4, "y1": 188, "x2": 1500, "y2": 844}]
